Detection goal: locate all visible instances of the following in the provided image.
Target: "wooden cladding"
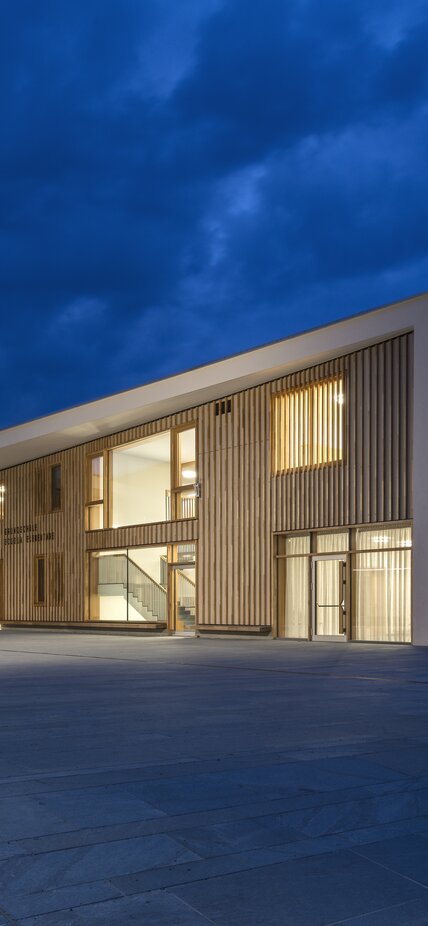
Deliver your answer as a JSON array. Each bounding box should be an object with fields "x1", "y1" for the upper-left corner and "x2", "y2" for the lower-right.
[
  {"x1": 50, "y1": 553, "x2": 64, "y2": 606},
  {"x1": 34, "y1": 468, "x2": 46, "y2": 516},
  {"x1": 33, "y1": 553, "x2": 64, "y2": 606},
  {"x1": 272, "y1": 376, "x2": 344, "y2": 472},
  {"x1": 198, "y1": 386, "x2": 271, "y2": 629},
  {"x1": 33, "y1": 555, "x2": 46, "y2": 605},
  {"x1": 272, "y1": 333, "x2": 413, "y2": 531},
  {"x1": 34, "y1": 464, "x2": 62, "y2": 515},
  {"x1": 0, "y1": 331, "x2": 414, "y2": 630}
]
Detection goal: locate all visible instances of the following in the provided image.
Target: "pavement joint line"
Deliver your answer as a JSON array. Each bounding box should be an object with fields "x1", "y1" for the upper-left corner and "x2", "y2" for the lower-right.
[
  {"x1": 164, "y1": 890, "x2": 219, "y2": 925},
  {"x1": 10, "y1": 788, "x2": 428, "y2": 857},
  {"x1": 0, "y1": 906, "x2": 20, "y2": 926},
  {"x1": 324, "y1": 898, "x2": 426, "y2": 926},
  {"x1": 0, "y1": 646, "x2": 426, "y2": 685},
  {"x1": 0, "y1": 753, "x2": 409, "y2": 799},
  {"x1": 111, "y1": 841, "x2": 353, "y2": 895},
  {"x1": 349, "y1": 844, "x2": 428, "y2": 892},
  {"x1": 1, "y1": 886, "x2": 126, "y2": 923}
]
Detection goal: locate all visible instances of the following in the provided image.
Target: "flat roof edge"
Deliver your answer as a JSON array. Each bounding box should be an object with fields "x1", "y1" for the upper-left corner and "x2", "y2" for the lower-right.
[{"x1": 0, "y1": 291, "x2": 426, "y2": 467}]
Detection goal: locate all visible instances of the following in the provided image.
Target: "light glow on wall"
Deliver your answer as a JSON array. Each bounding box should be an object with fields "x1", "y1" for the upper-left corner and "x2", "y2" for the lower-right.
[{"x1": 272, "y1": 376, "x2": 344, "y2": 473}]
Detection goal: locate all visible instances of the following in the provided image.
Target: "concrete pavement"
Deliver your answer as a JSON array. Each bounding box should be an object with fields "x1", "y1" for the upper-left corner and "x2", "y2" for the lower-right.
[{"x1": 1, "y1": 634, "x2": 428, "y2": 923}]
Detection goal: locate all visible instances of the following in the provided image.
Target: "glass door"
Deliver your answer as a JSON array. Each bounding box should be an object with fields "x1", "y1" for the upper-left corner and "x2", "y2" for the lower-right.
[
  {"x1": 312, "y1": 555, "x2": 347, "y2": 640},
  {"x1": 173, "y1": 565, "x2": 196, "y2": 632}
]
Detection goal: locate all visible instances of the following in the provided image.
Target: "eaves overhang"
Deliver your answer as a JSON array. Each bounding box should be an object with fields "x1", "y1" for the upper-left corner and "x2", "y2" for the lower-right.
[{"x1": 0, "y1": 293, "x2": 423, "y2": 469}]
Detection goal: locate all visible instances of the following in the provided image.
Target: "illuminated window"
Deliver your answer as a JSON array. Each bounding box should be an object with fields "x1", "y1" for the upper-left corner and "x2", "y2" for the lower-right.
[
  {"x1": 171, "y1": 427, "x2": 197, "y2": 519},
  {"x1": 86, "y1": 454, "x2": 104, "y2": 530},
  {"x1": 272, "y1": 377, "x2": 344, "y2": 473},
  {"x1": 0, "y1": 484, "x2": 4, "y2": 520}
]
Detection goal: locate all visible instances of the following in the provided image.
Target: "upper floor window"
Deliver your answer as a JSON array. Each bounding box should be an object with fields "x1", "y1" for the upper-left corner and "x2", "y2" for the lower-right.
[
  {"x1": 86, "y1": 426, "x2": 197, "y2": 530},
  {"x1": 171, "y1": 428, "x2": 197, "y2": 520},
  {"x1": 272, "y1": 376, "x2": 344, "y2": 473},
  {"x1": 0, "y1": 484, "x2": 4, "y2": 520},
  {"x1": 50, "y1": 464, "x2": 62, "y2": 511},
  {"x1": 86, "y1": 454, "x2": 104, "y2": 530}
]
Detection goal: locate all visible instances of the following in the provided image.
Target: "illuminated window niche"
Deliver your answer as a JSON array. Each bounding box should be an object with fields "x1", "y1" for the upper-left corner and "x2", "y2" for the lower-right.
[
  {"x1": 273, "y1": 376, "x2": 344, "y2": 473},
  {"x1": 110, "y1": 426, "x2": 197, "y2": 528}
]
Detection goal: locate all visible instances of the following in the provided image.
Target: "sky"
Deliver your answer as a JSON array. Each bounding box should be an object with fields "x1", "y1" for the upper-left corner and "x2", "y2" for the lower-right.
[{"x1": 1, "y1": 0, "x2": 428, "y2": 428}]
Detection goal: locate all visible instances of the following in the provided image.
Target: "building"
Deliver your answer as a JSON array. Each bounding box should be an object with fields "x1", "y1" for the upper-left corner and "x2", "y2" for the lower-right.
[{"x1": 1, "y1": 294, "x2": 427, "y2": 644}]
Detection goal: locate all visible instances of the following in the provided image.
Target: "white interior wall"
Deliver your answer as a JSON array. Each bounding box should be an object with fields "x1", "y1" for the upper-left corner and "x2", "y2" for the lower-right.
[
  {"x1": 128, "y1": 546, "x2": 167, "y2": 584},
  {"x1": 112, "y1": 453, "x2": 170, "y2": 526}
]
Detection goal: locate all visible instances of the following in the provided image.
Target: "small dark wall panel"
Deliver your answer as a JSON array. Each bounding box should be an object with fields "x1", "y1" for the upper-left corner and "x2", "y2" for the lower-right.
[{"x1": 272, "y1": 333, "x2": 413, "y2": 532}]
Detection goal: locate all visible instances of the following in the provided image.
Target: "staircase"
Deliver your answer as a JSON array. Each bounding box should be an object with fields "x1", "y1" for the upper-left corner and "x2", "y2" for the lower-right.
[
  {"x1": 176, "y1": 571, "x2": 196, "y2": 630},
  {"x1": 98, "y1": 553, "x2": 167, "y2": 622}
]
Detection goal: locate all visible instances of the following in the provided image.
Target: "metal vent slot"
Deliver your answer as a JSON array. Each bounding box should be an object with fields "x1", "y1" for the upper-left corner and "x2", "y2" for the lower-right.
[{"x1": 215, "y1": 398, "x2": 232, "y2": 416}]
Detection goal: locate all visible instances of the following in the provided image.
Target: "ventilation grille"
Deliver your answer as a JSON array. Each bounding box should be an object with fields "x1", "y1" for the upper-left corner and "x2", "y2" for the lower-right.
[{"x1": 215, "y1": 398, "x2": 232, "y2": 416}]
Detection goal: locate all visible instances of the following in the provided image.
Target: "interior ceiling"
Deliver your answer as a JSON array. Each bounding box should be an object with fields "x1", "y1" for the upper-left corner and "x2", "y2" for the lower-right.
[
  {"x1": 113, "y1": 431, "x2": 171, "y2": 463},
  {"x1": 112, "y1": 427, "x2": 195, "y2": 464}
]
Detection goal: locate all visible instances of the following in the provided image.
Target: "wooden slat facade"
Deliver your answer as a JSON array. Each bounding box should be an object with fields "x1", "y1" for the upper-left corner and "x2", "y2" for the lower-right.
[
  {"x1": 272, "y1": 333, "x2": 413, "y2": 532},
  {"x1": 0, "y1": 333, "x2": 413, "y2": 629}
]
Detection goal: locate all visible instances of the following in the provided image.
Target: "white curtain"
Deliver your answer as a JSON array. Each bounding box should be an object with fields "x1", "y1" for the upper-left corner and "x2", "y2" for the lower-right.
[
  {"x1": 285, "y1": 557, "x2": 309, "y2": 638},
  {"x1": 316, "y1": 533, "x2": 349, "y2": 554},
  {"x1": 353, "y1": 549, "x2": 411, "y2": 642}
]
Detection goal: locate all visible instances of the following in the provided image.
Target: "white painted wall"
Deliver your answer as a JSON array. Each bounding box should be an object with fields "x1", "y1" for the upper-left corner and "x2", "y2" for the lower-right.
[
  {"x1": 112, "y1": 452, "x2": 170, "y2": 526},
  {"x1": 128, "y1": 546, "x2": 167, "y2": 585}
]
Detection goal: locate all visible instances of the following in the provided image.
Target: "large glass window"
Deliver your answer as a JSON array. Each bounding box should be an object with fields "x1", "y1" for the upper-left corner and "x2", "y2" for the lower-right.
[
  {"x1": 86, "y1": 427, "x2": 197, "y2": 530},
  {"x1": 284, "y1": 557, "x2": 310, "y2": 638},
  {"x1": 111, "y1": 433, "x2": 171, "y2": 527},
  {"x1": 86, "y1": 455, "x2": 104, "y2": 530},
  {"x1": 272, "y1": 377, "x2": 344, "y2": 473},
  {"x1": 352, "y1": 526, "x2": 412, "y2": 643},
  {"x1": 170, "y1": 428, "x2": 197, "y2": 519},
  {"x1": 89, "y1": 546, "x2": 168, "y2": 622},
  {"x1": 316, "y1": 532, "x2": 349, "y2": 553},
  {"x1": 279, "y1": 534, "x2": 310, "y2": 638}
]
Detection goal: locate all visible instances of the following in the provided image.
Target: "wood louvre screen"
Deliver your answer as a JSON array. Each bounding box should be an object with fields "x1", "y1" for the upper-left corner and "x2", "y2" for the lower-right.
[{"x1": 272, "y1": 376, "x2": 344, "y2": 473}]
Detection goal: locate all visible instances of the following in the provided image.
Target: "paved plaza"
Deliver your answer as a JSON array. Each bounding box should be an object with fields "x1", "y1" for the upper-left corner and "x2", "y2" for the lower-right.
[{"x1": 2, "y1": 635, "x2": 428, "y2": 923}]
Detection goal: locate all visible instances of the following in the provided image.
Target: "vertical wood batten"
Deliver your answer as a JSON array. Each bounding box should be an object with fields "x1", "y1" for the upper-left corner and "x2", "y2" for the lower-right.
[
  {"x1": 0, "y1": 332, "x2": 413, "y2": 629},
  {"x1": 273, "y1": 333, "x2": 413, "y2": 533}
]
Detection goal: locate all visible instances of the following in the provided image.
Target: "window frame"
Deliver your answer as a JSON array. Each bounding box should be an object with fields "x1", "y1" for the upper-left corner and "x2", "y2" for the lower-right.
[
  {"x1": 272, "y1": 375, "x2": 345, "y2": 474},
  {"x1": 34, "y1": 555, "x2": 46, "y2": 606},
  {"x1": 85, "y1": 452, "x2": 106, "y2": 531},
  {"x1": 84, "y1": 425, "x2": 198, "y2": 532},
  {"x1": 170, "y1": 425, "x2": 198, "y2": 521}
]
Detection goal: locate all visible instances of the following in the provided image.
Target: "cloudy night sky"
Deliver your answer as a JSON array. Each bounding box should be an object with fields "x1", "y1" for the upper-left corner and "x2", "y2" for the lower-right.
[{"x1": 1, "y1": 0, "x2": 428, "y2": 428}]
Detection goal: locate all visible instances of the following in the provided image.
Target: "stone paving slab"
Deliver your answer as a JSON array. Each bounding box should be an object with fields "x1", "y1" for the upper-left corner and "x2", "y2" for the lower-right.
[
  {"x1": 2, "y1": 634, "x2": 428, "y2": 924},
  {"x1": 170, "y1": 850, "x2": 426, "y2": 926},
  {"x1": 17, "y1": 891, "x2": 214, "y2": 925}
]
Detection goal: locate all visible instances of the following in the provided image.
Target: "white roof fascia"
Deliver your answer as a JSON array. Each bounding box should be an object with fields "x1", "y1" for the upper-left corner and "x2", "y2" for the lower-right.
[{"x1": 0, "y1": 294, "x2": 425, "y2": 468}]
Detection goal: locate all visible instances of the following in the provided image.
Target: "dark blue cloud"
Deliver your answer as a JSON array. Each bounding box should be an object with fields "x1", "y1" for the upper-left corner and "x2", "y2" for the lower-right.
[{"x1": 0, "y1": 0, "x2": 427, "y2": 428}]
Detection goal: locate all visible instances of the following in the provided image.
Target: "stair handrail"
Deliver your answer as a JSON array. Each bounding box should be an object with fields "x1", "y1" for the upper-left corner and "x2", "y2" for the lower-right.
[
  {"x1": 98, "y1": 552, "x2": 167, "y2": 621},
  {"x1": 127, "y1": 553, "x2": 167, "y2": 593}
]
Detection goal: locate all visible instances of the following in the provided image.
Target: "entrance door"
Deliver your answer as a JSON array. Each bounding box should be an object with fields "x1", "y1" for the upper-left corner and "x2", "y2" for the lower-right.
[
  {"x1": 171, "y1": 565, "x2": 196, "y2": 633},
  {"x1": 312, "y1": 555, "x2": 347, "y2": 640}
]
